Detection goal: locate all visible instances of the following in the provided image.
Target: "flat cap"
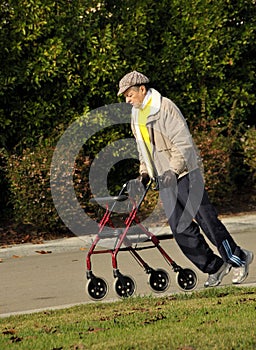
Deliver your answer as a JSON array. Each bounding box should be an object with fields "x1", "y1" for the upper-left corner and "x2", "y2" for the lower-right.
[{"x1": 117, "y1": 71, "x2": 150, "y2": 96}]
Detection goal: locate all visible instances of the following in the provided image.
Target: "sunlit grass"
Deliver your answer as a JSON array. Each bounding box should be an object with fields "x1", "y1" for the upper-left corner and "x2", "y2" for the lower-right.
[{"x1": 1, "y1": 286, "x2": 255, "y2": 349}]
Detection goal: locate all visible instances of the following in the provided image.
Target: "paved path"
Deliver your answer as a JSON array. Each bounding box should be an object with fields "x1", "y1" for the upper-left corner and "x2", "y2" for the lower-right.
[{"x1": 0, "y1": 214, "x2": 255, "y2": 318}]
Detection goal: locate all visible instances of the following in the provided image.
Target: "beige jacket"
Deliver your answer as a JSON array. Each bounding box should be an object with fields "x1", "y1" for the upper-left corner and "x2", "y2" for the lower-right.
[{"x1": 131, "y1": 88, "x2": 200, "y2": 178}]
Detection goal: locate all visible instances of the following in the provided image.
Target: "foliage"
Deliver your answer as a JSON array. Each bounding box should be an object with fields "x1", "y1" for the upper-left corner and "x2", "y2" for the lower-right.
[
  {"x1": 149, "y1": 0, "x2": 256, "y2": 126},
  {"x1": 6, "y1": 123, "x2": 253, "y2": 232},
  {"x1": 191, "y1": 117, "x2": 253, "y2": 204},
  {"x1": 0, "y1": 0, "x2": 255, "y2": 232},
  {"x1": 6, "y1": 119, "x2": 139, "y2": 231},
  {"x1": 0, "y1": 148, "x2": 9, "y2": 212},
  {"x1": 7, "y1": 139, "x2": 65, "y2": 231},
  {"x1": 0, "y1": 286, "x2": 255, "y2": 349},
  {"x1": 192, "y1": 119, "x2": 233, "y2": 202},
  {"x1": 0, "y1": 0, "x2": 121, "y2": 150},
  {"x1": 0, "y1": 0, "x2": 255, "y2": 151},
  {"x1": 241, "y1": 126, "x2": 256, "y2": 183}
]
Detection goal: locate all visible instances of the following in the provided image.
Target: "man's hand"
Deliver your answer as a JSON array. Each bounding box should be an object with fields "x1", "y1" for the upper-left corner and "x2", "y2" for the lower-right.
[
  {"x1": 138, "y1": 172, "x2": 150, "y2": 188},
  {"x1": 158, "y1": 170, "x2": 177, "y2": 189}
]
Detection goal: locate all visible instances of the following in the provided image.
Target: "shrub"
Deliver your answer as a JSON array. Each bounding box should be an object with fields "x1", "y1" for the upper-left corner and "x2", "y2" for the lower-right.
[
  {"x1": 192, "y1": 118, "x2": 235, "y2": 205},
  {"x1": 241, "y1": 126, "x2": 256, "y2": 185},
  {"x1": 7, "y1": 142, "x2": 65, "y2": 233},
  {"x1": 6, "y1": 121, "x2": 255, "y2": 235},
  {"x1": 6, "y1": 122, "x2": 139, "y2": 235},
  {"x1": 0, "y1": 148, "x2": 10, "y2": 217}
]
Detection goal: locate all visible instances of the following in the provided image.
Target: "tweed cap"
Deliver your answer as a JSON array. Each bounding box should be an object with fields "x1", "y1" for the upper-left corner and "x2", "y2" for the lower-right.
[{"x1": 117, "y1": 71, "x2": 150, "y2": 96}]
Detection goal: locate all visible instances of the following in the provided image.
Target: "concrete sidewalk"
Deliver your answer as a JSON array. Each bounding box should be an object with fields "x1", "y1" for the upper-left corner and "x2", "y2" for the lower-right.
[{"x1": 0, "y1": 213, "x2": 255, "y2": 318}]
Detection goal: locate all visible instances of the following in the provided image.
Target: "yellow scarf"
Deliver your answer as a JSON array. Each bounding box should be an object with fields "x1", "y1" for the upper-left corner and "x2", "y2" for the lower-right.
[
  {"x1": 135, "y1": 96, "x2": 155, "y2": 178},
  {"x1": 138, "y1": 97, "x2": 152, "y2": 155}
]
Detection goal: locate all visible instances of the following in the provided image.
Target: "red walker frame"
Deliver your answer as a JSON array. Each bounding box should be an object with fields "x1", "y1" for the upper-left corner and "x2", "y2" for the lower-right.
[{"x1": 86, "y1": 180, "x2": 198, "y2": 300}]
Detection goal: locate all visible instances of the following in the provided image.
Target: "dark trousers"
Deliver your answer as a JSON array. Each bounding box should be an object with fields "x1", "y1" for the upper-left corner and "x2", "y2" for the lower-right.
[{"x1": 160, "y1": 169, "x2": 245, "y2": 274}]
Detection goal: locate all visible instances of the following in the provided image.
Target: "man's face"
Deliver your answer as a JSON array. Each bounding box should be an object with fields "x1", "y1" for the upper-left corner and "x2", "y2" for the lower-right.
[{"x1": 123, "y1": 86, "x2": 146, "y2": 109}]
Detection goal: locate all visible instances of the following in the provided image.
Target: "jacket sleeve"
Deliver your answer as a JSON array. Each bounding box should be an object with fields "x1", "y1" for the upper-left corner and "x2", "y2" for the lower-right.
[{"x1": 161, "y1": 99, "x2": 198, "y2": 174}]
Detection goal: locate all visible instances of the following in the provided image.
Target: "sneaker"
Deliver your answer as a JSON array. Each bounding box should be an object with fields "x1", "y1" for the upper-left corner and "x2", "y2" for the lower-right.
[
  {"x1": 204, "y1": 262, "x2": 232, "y2": 287},
  {"x1": 232, "y1": 249, "x2": 254, "y2": 284}
]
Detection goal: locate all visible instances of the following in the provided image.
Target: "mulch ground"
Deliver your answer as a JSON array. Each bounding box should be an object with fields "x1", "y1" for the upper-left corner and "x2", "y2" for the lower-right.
[{"x1": 0, "y1": 223, "x2": 75, "y2": 248}]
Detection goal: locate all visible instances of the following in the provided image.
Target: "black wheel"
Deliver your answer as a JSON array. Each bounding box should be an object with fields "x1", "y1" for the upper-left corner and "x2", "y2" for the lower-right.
[
  {"x1": 114, "y1": 275, "x2": 136, "y2": 298},
  {"x1": 86, "y1": 277, "x2": 108, "y2": 300},
  {"x1": 176, "y1": 268, "x2": 197, "y2": 291},
  {"x1": 148, "y1": 268, "x2": 170, "y2": 292}
]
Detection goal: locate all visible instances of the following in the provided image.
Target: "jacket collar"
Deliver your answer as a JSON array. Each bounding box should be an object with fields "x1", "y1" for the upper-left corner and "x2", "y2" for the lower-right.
[
  {"x1": 148, "y1": 88, "x2": 161, "y2": 117},
  {"x1": 132, "y1": 88, "x2": 161, "y2": 120}
]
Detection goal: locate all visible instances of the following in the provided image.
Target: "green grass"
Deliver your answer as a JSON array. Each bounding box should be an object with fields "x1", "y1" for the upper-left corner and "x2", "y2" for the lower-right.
[{"x1": 1, "y1": 286, "x2": 256, "y2": 350}]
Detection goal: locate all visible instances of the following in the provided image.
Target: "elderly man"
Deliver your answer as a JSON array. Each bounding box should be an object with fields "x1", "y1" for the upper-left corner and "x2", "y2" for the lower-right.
[{"x1": 117, "y1": 70, "x2": 253, "y2": 287}]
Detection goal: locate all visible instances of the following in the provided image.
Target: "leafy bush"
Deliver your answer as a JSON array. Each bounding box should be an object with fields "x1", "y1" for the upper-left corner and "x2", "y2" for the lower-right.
[
  {"x1": 0, "y1": 148, "x2": 10, "y2": 216},
  {"x1": 7, "y1": 141, "x2": 65, "y2": 232},
  {"x1": 241, "y1": 126, "x2": 256, "y2": 185},
  {"x1": 192, "y1": 119, "x2": 235, "y2": 204},
  {"x1": 6, "y1": 120, "x2": 256, "y2": 234},
  {"x1": 1, "y1": 0, "x2": 256, "y2": 231},
  {"x1": 6, "y1": 121, "x2": 139, "y2": 233},
  {"x1": 1, "y1": 0, "x2": 255, "y2": 152}
]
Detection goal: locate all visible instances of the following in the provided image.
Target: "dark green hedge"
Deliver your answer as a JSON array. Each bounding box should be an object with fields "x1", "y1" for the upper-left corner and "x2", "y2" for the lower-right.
[{"x1": 1, "y1": 0, "x2": 255, "y2": 232}]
